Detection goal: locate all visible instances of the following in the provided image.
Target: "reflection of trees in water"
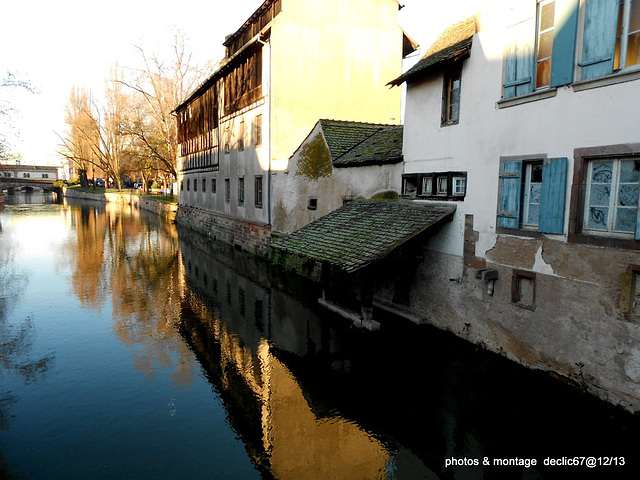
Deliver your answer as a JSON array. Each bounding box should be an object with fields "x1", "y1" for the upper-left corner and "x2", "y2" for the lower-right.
[
  {"x1": 65, "y1": 202, "x2": 194, "y2": 387},
  {"x1": 0, "y1": 227, "x2": 55, "y2": 433}
]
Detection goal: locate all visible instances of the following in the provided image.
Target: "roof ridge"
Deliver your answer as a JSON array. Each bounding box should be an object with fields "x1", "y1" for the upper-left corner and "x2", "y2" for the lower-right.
[{"x1": 319, "y1": 118, "x2": 399, "y2": 128}]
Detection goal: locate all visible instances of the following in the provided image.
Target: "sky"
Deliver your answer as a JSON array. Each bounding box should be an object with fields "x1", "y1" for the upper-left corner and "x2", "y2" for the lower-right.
[{"x1": 0, "y1": 0, "x2": 477, "y2": 166}]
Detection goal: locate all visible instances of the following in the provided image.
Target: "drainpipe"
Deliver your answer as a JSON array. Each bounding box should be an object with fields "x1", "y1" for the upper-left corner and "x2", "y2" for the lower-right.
[{"x1": 258, "y1": 34, "x2": 272, "y2": 226}]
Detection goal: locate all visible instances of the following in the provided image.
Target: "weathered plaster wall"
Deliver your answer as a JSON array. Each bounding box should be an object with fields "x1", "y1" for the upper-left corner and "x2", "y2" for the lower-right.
[
  {"x1": 397, "y1": 0, "x2": 640, "y2": 411},
  {"x1": 271, "y1": 125, "x2": 402, "y2": 233},
  {"x1": 372, "y1": 247, "x2": 640, "y2": 412}
]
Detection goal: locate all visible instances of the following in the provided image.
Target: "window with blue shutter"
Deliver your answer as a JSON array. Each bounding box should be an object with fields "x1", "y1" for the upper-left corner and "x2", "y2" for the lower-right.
[
  {"x1": 539, "y1": 157, "x2": 568, "y2": 233},
  {"x1": 550, "y1": 0, "x2": 579, "y2": 86},
  {"x1": 498, "y1": 157, "x2": 568, "y2": 233},
  {"x1": 579, "y1": 0, "x2": 619, "y2": 80},
  {"x1": 503, "y1": 0, "x2": 580, "y2": 97},
  {"x1": 498, "y1": 161, "x2": 523, "y2": 228},
  {"x1": 503, "y1": 11, "x2": 535, "y2": 99}
]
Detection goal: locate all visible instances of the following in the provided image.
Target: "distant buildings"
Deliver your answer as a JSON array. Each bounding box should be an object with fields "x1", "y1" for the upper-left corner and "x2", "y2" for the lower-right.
[{"x1": 0, "y1": 163, "x2": 59, "y2": 181}]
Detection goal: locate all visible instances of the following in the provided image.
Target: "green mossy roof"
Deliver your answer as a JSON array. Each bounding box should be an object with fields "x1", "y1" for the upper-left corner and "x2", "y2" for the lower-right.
[
  {"x1": 270, "y1": 200, "x2": 456, "y2": 273},
  {"x1": 319, "y1": 120, "x2": 389, "y2": 158},
  {"x1": 333, "y1": 125, "x2": 403, "y2": 167}
]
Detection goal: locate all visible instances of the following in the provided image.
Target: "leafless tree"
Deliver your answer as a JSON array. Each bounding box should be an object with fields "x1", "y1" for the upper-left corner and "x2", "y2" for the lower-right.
[
  {"x1": 59, "y1": 69, "x2": 133, "y2": 189},
  {"x1": 119, "y1": 30, "x2": 213, "y2": 191},
  {"x1": 0, "y1": 71, "x2": 35, "y2": 162}
]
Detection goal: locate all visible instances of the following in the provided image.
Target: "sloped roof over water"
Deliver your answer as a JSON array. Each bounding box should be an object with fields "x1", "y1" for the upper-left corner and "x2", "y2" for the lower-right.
[{"x1": 270, "y1": 200, "x2": 456, "y2": 273}]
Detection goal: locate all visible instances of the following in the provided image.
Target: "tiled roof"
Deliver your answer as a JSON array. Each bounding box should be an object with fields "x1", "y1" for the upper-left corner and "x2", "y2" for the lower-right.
[
  {"x1": 333, "y1": 125, "x2": 403, "y2": 167},
  {"x1": 319, "y1": 120, "x2": 389, "y2": 158},
  {"x1": 388, "y1": 16, "x2": 476, "y2": 86},
  {"x1": 317, "y1": 120, "x2": 403, "y2": 167},
  {"x1": 270, "y1": 200, "x2": 456, "y2": 273}
]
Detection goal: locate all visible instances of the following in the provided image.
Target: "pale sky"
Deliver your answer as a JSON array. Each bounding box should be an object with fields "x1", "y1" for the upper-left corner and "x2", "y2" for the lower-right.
[{"x1": 0, "y1": 0, "x2": 476, "y2": 166}]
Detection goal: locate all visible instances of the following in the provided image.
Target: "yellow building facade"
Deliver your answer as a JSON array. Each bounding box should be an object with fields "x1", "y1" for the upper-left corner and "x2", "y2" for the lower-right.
[{"x1": 175, "y1": 0, "x2": 408, "y2": 255}]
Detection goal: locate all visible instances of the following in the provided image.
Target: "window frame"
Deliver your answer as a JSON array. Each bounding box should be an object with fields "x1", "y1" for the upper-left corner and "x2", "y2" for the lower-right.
[
  {"x1": 441, "y1": 63, "x2": 462, "y2": 126},
  {"x1": 497, "y1": 155, "x2": 567, "y2": 236},
  {"x1": 254, "y1": 176, "x2": 263, "y2": 208},
  {"x1": 522, "y1": 162, "x2": 544, "y2": 229},
  {"x1": 569, "y1": 143, "x2": 640, "y2": 248},
  {"x1": 238, "y1": 177, "x2": 245, "y2": 206},
  {"x1": 254, "y1": 114, "x2": 262, "y2": 146},
  {"x1": 402, "y1": 171, "x2": 468, "y2": 200},
  {"x1": 534, "y1": 0, "x2": 556, "y2": 89}
]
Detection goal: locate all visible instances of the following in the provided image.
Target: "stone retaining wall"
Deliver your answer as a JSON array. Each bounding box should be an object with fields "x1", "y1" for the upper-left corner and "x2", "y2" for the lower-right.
[{"x1": 176, "y1": 205, "x2": 270, "y2": 257}]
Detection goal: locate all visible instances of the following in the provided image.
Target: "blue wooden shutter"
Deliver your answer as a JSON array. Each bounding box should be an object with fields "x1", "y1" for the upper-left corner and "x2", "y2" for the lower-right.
[
  {"x1": 579, "y1": 0, "x2": 618, "y2": 80},
  {"x1": 503, "y1": 11, "x2": 535, "y2": 98},
  {"x1": 539, "y1": 157, "x2": 568, "y2": 234},
  {"x1": 550, "y1": 0, "x2": 580, "y2": 87},
  {"x1": 498, "y1": 161, "x2": 523, "y2": 229}
]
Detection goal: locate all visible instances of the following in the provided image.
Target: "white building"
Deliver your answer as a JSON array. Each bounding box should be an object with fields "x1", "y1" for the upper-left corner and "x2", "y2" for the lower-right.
[{"x1": 387, "y1": 0, "x2": 640, "y2": 411}]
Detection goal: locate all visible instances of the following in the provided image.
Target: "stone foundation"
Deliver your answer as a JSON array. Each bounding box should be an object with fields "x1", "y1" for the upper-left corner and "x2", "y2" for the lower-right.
[{"x1": 176, "y1": 205, "x2": 270, "y2": 257}]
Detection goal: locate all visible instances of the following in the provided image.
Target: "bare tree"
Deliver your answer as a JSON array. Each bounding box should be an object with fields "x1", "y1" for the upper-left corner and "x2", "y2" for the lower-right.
[
  {"x1": 0, "y1": 71, "x2": 35, "y2": 163},
  {"x1": 119, "y1": 30, "x2": 212, "y2": 191},
  {"x1": 59, "y1": 69, "x2": 133, "y2": 189},
  {"x1": 59, "y1": 87, "x2": 99, "y2": 184}
]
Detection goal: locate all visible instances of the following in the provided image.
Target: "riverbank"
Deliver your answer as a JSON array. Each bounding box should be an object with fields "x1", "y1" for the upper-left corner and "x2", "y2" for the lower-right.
[{"x1": 62, "y1": 186, "x2": 178, "y2": 221}]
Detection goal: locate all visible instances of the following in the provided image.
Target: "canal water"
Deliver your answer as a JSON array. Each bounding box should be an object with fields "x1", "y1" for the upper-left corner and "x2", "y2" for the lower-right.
[{"x1": 1, "y1": 194, "x2": 639, "y2": 479}]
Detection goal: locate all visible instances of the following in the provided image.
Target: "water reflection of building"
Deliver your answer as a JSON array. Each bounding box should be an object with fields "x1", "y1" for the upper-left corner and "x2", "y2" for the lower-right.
[
  {"x1": 177, "y1": 231, "x2": 406, "y2": 479},
  {"x1": 178, "y1": 225, "x2": 640, "y2": 479}
]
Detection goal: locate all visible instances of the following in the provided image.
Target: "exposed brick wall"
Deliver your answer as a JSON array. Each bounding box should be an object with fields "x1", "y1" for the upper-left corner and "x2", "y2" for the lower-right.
[
  {"x1": 176, "y1": 205, "x2": 270, "y2": 257},
  {"x1": 464, "y1": 214, "x2": 486, "y2": 269}
]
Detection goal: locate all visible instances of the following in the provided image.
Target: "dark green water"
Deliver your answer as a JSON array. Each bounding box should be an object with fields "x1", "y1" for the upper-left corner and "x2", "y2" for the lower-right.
[{"x1": 1, "y1": 194, "x2": 639, "y2": 479}]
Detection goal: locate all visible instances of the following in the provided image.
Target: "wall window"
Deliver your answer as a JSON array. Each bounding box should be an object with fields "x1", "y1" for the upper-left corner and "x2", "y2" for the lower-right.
[
  {"x1": 42, "y1": 173, "x2": 49, "y2": 178},
  {"x1": 254, "y1": 114, "x2": 262, "y2": 146},
  {"x1": 535, "y1": 0, "x2": 556, "y2": 88},
  {"x1": 403, "y1": 171, "x2": 467, "y2": 200},
  {"x1": 194, "y1": 177, "x2": 198, "y2": 192},
  {"x1": 581, "y1": 0, "x2": 640, "y2": 80},
  {"x1": 453, "y1": 176, "x2": 467, "y2": 196},
  {"x1": 212, "y1": 178, "x2": 217, "y2": 194},
  {"x1": 503, "y1": 0, "x2": 578, "y2": 98},
  {"x1": 442, "y1": 64, "x2": 462, "y2": 125},
  {"x1": 583, "y1": 159, "x2": 638, "y2": 236},
  {"x1": 512, "y1": 270, "x2": 537, "y2": 310},
  {"x1": 570, "y1": 144, "x2": 640, "y2": 246},
  {"x1": 202, "y1": 178, "x2": 206, "y2": 193},
  {"x1": 238, "y1": 177, "x2": 245, "y2": 205},
  {"x1": 255, "y1": 176, "x2": 263, "y2": 207},
  {"x1": 497, "y1": 156, "x2": 567, "y2": 233},
  {"x1": 181, "y1": 181, "x2": 184, "y2": 191},
  {"x1": 225, "y1": 178, "x2": 230, "y2": 203},
  {"x1": 238, "y1": 119, "x2": 245, "y2": 151},
  {"x1": 187, "y1": 179, "x2": 190, "y2": 191},
  {"x1": 523, "y1": 162, "x2": 543, "y2": 228}
]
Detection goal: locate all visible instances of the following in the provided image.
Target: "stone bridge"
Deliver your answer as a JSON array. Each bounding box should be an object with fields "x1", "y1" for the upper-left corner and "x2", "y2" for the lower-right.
[{"x1": 0, "y1": 177, "x2": 57, "y2": 193}]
